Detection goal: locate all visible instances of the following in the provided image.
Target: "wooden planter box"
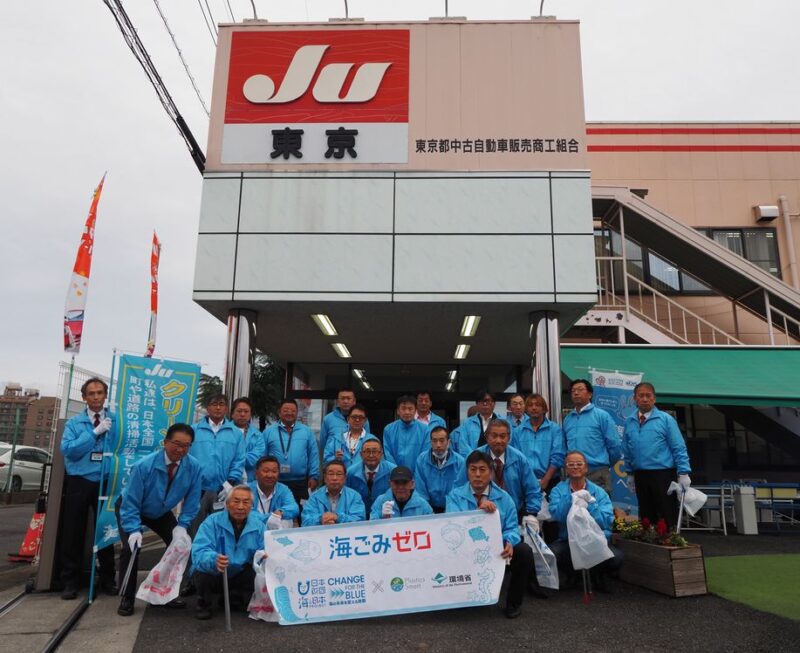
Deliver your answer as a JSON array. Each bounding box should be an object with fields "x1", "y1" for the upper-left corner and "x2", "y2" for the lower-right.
[{"x1": 614, "y1": 537, "x2": 708, "y2": 597}]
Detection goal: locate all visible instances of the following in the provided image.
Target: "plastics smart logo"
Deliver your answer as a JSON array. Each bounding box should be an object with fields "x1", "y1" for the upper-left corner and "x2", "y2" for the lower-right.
[{"x1": 390, "y1": 577, "x2": 404, "y2": 592}]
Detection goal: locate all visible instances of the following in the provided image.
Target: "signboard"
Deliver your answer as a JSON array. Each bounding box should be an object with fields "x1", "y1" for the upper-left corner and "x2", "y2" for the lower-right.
[
  {"x1": 263, "y1": 510, "x2": 505, "y2": 624},
  {"x1": 207, "y1": 20, "x2": 588, "y2": 171},
  {"x1": 94, "y1": 355, "x2": 201, "y2": 549},
  {"x1": 589, "y1": 369, "x2": 642, "y2": 516}
]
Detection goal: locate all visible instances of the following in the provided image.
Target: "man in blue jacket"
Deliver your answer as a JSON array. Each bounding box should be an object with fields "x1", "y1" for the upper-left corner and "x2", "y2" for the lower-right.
[
  {"x1": 506, "y1": 393, "x2": 527, "y2": 439},
  {"x1": 562, "y1": 379, "x2": 622, "y2": 492},
  {"x1": 414, "y1": 426, "x2": 465, "y2": 513},
  {"x1": 454, "y1": 390, "x2": 509, "y2": 457},
  {"x1": 319, "y1": 388, "x2": 370, "y2": 455},
  {"x1": 248, "y1": 455, "x2": 300, "y2": 525},
  {"x1": 324, "y1": 404, "x2": 371, "y2": 467},
  {"x1": 446, "y1": 451, "x2": 534, "y2": 619},
  {"x1": 191, "y1": 485, "x2": 266, "y2": 620},
  {"x1": 415, "y1": 391, "x2": 446, "y2": 431},
  {"x1": 383, "y1": 395, "x2": 429, "y2": 469},
  {"x1": 514, "y1": 394, "x2": 566, "y2": 494},
  {"x1": 370, "y1": 466, "x2": 433, "y2": 519},
  {"x1": 345, "y1": 436, "x2": 395, "y2": 516},
  {"x1": 477, "y1": 420, "x2": 542, "y2": 519},
  {"x1": 231, "y1": 397, "x2": 265, "y2": 482},
  {"x1": 115, "y1": 423, "x2": 202, "y2": 616},
  {"x1": 58, "y1": 377, "x2": 117, "y2": 599},
  {"x1": 264, "y1": 399, "x2": 320, "y2": 506},
  {"x1": 623, "y1": 382, "x2": 692, "y2": 529},
  {"x1": 301, "y1": 461, "x2": 365, "y2": 526},
  {"x1": 548, "y1": 451, "x2": 623, "y2": 591}
]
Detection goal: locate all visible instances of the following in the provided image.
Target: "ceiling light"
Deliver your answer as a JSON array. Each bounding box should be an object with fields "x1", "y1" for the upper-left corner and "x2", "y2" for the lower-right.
[
  {"x1": 311, "y1": 314, "x2": 338, "y2": 336},
  {"x1": 353, "y1": 369, "x2": 365, "y2": 379},
  {"x1": 445, "y1": 381, "x2": 454, "y2": 391},
  {"x1": 361, "y1": 380, "x2": 373, "y2": 391},
  {"x1": 454, "y1": 344, "x2": 470, "y2": 360},
  {"x1": 460, "y1": 315, "x2": 481, "y2": 337},
  {"x1": 448, "y1": 370, "x2": 457, "y2": 381},
  {"x1": 331, "y1": 342, "x2": 351, "y2": 358}
]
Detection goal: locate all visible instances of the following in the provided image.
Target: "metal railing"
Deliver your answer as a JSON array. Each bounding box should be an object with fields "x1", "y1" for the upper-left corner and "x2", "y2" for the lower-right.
[{"x1": 595, "y1": 256, "x2": 744, "y2": 345}]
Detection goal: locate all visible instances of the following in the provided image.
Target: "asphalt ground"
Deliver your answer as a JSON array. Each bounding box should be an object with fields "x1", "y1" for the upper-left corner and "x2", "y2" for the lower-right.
[{"x1": 132, "y1": 530, "x2": 800, "y2": 653}]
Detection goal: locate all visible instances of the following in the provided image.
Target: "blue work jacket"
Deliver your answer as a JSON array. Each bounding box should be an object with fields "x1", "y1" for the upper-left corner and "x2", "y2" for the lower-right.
[
  {"x1": 60, "y1": 409, "x2": 118, "y2": 482},
  {"x1": 319, "y1": 408, "x2": 370, "y2": 456},
  {"x1": 346, "y1": 458, "x2": 396, "y2": 515},
  {"x1": 119, "y1": 450, "x2": 203, "y2": 533},
  {"x1": 369, "y1": 489, "x2": 433, "y2": 519},
  {"x1": 241, "y1": 424, "x2": 266, "y2": 482},
  {"x1": 301, "y1": 486, "x2": 366, "y2": 526},
  {"x1": 247, "y1": 480, "x2": 300, "y2": 521},
  {"x1": 476, "y1": 444, "x2": 542, "y2": 516},
  {"x1": 549, "y1": 478, "x2": 614, "y2": 542},
  {"x1": 414, "y1": 448, "x2": 466, "y2": 510},
  {"x1": 264, "y1": 422, "x2": 320, "y2": 482},
  {"x1": 562, "y1": 404, "x2": 622, "y2": 469},
  {"x1": 446, "y1": 482, "x2": 521, "y2": 546},
  {"x1": 452, "y1": 413, "x2": 510, "y2": 457},
  {"x1": 382, "y1": 418, "x2": 429, "y2": 469},
  {"x1": 191, "y1": 509, "x2": 266, "y2": 576},
  {"x1": 323, "y1": 430, "x2": 371, "y2": 467},
  {"x1": 191, "y1": 417, "x2": 246, "y2": 492},
  {"x1": 622, "y1": 406, "x2": 691, "y2": 474},
  {"x1": 416, "y1": 412, "x2": 447, "y2": 431},
  {"x1": 511, "y1": 418, "x2": 566, "y2": 478}
]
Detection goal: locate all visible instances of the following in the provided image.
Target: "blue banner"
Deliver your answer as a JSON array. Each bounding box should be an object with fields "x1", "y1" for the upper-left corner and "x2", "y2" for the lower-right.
[
  {"x1": 95, "y1": 355, "x2": 201, "y2": 549},
  {"x1": 589, "y1": 369, "x2": 642, "y2": 517}
]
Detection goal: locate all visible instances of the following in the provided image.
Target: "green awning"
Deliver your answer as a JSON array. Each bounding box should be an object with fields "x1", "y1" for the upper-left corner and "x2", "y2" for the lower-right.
[{"x1": 560, "y1": 345, "x2": 800, "y2": 407}]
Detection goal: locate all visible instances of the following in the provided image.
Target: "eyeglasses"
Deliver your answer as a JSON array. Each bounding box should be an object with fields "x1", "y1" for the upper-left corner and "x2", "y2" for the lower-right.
[
  {"x1": 208, "y1": 401, "x2": 227, "y2": 407},
  {"x1": 349, "y1": 414, "x2": 366, "y2": 421},
  {"x1": 166, "y1": 440, "x2": 192, "y2": 450},
  {"x1": 565, "y1": 462, "x2": 586, "y2": 469}
]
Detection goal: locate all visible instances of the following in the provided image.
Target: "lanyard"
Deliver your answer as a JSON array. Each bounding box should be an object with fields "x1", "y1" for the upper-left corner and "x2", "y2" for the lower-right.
[
  {"x1": 278, "y1": 425, "x2": 293, "y2": 456},
  {"x1": 258, "y1": 490, "x2": 273, "y2": 514}
]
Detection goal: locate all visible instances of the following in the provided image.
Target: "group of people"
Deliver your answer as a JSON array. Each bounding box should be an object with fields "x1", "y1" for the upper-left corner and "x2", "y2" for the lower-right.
[{"x1": 58, "y1": 379, "x2": 692, "y2": 621}]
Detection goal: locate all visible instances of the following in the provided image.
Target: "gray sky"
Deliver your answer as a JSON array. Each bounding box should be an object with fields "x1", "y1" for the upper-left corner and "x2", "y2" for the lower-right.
[{"x1": 2, "y1": 0, "x2": 799, "y2": 395}]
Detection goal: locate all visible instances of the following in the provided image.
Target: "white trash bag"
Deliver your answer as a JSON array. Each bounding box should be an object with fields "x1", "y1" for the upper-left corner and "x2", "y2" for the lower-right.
[
  {"x1": 136, "y1": 532, "x2": 192, "y2": 605},
  {"x1": 536, "y1": 497, "x2": 552, "y2": 522},
  {"x1": 667, "y1": 482, "x2": 708, "y2": 517},
  {"x1": 521, "y1": 518, "x2": 559, "y2": 590},
  {"x1": 566, "y1": 491, "x2": 613, "y2": 570},
  {"x1": 248, "y1": 559, "x2": 279, "y2": 623}
]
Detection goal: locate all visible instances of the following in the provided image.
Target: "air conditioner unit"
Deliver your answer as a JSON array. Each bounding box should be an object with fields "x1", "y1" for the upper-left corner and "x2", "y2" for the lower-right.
[{"x1": 754, "y1": 205, "x2": 779, "y2": 222}]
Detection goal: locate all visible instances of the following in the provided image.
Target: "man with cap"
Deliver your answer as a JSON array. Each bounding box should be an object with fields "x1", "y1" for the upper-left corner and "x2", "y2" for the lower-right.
[
  {"x1": 248, "y1": 455, "x2": 300, "y2": 527},
  {"x1": 414, "y1": 426, "x2": 466, "y2": 513},
  {"x1": 116, "y1": 423, "x2": 202, "y2": 616},
  {"x1": 446, "y1": 450, "x2": 535, "y2": 619},
  {"x1": 346, "y1": 436, "x2": 395, "y2": 516},
  {"x1": 370, "y1": 466, "x2": 433, "y2": 520},
  {"x1": 301, "y1": 461, "x2": 366, "y2": 526}
]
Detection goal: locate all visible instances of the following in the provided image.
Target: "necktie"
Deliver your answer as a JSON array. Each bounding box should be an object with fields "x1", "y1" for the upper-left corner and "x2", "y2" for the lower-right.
[
  {"x1": 515, "y1": 418, "x2": 521, "y2": 427},
  {"x1": 366, "y1": 471, "x2": 375, "y2": 490},
  {"x1": 93, "y1": 412, "x2": 101, "y2": 428},
  {"x1": 639, "y1": 413, "x2": 647, "y2": 426},
  {"x1": 167, "y1": 462, "x2": 177, "y2": 490},
  {"x1": 473, "y1": 493, "x2": 484, "y2": 507},
  {"x1": 494, "y1": 457, "x2": 505, "y2": 488}
]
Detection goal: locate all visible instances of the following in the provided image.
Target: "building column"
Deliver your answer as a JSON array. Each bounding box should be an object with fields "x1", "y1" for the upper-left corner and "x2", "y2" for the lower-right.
[
  {"x1": 530, "y1": 312, "x2": 562, "y2": 423},
  {"x1": 224, "y1": 309, "x2": 257, "y2": 399}
]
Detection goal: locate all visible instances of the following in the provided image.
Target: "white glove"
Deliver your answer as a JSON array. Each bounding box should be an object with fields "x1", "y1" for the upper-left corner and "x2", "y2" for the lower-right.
[
  {"x1": 253, "y1": 550, "x2": 267, "y2": 570},
  {"x1": 217, "y1": 481, "x2": 234, "y2": 503},
  {"x1": 267, "y1": 513, "x2": 283, "y2": 530},
  {"x1": 94, "y1": 417, "x2": 112, "y2": 436},
  {"x1": 522, "y1": 515, "x2": 540, "y2": 534},
  {"x1": 172, "y1": 525, "x2": 188, "y2": 541},
  {"x1": 128, "y1": 531, "x2": 142, "y2": 551},
  {"x1": 381, "y1": 500, "x2": 394, "y2": 518},
  {"x1": 678, "y1": 474, "x2": 692, "y2": 490},
  {"x1": 573, "y1": 489, "x2": 593, "y2": 502}
]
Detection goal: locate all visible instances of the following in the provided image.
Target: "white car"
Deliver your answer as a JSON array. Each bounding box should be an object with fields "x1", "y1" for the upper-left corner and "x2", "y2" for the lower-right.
[{"x1": 0, "y1": 444, "x2": 51, "y2": 492}]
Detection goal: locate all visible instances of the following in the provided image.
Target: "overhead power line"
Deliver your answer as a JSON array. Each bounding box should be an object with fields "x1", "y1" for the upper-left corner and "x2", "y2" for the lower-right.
[
  {"x1": 101, "y1": 0, "x2": 206, "y2": 173},
  {"x1": 196, "y1": 0, "x2": 217, "y2": 45},
  {"x1": 152, "y1": 0, "x2": 210, "y2": 117},
  {"x1": 225, "y1": 0, "x2": 236, "y2": 22}
]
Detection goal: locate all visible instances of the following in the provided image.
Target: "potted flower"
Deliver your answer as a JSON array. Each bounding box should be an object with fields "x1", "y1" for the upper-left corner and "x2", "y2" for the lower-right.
[{"x1": 612, "y1": 517, "x2": 707, "y2": 597}]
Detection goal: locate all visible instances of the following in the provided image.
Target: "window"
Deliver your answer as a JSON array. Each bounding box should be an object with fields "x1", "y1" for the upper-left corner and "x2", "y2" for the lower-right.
[{"x1": 702, "y1": 228, "x2": 781, "y2": 278}]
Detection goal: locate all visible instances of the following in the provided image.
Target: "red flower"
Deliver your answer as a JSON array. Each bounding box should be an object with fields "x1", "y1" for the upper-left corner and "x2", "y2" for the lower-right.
[
  {"x1": 656, "y1": 518, "x2": 668, "y2": 537},
  {"x1": 641, "y1": 517, "x2": 651, "y2": 529}
]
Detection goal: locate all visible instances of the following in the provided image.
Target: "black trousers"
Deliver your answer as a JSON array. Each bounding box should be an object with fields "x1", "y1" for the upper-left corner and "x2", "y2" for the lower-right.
[
  {"x1": 506, "y1": 542, "x2": 534, "y2": 609},
  {"x1": 115, "y1": 498, "x2": 177, "y2": 601},
  {"x1": 59, "y1": 474, "x2": 115, "y2": 587},
  {"x1": 195, "y1": 567, "x2": 256, "y2": 607},
  {"x1": 283, "y1": 479, "x2": 310, "y2": 506},
  {"x1": 634, "y1": 468, "x2": 679, "y2": 529},
  {"x1": 550, "y1": 540, "x2": 624, "y2": 576}
]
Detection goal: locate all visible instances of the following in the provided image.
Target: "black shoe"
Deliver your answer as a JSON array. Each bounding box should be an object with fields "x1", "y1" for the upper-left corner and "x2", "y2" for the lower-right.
[
  {"x1": 117, "y1": 597, "x2": 134, "y2": 616},
  {"x1": 61, "y1": 585, "x2": 78, "y2": 600},
  {"x1": 527, "y1": 581, "x2": 549, "y2": 599},
  {"x1": 195, "y1": 601, "x2": 212, "y2": 620},
  {"x1": 100, "y1": 577, "x2": 118, "y2": 596},
  {"x1": 179, "y1": 584, "x2": 196, "y2": 598},
  {"x1": 165, "y1": 597, "x2": 186, "y2": 609},
  {"x1": 504, "y1": 603, "x2": 522, "y2": 619}
]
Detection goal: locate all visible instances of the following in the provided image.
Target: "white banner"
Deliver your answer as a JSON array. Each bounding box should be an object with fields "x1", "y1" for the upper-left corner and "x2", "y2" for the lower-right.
[{"x1": 264, "y1": 510, "x2": 505, "y2": 625}]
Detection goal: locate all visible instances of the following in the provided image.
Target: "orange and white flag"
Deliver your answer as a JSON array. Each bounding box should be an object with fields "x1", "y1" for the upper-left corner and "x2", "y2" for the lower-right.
[
  {"x1": 64, "y1": 174, "x2": 106, "y2": 353},
  {"x1": 145, "y1": 232, "x2": 161, "y2": 357}
]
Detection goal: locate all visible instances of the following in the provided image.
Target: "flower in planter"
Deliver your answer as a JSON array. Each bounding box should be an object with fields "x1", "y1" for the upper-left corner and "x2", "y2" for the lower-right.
[{"x1": 613, "y1": 516, "x2": 689, "y2": 547}]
